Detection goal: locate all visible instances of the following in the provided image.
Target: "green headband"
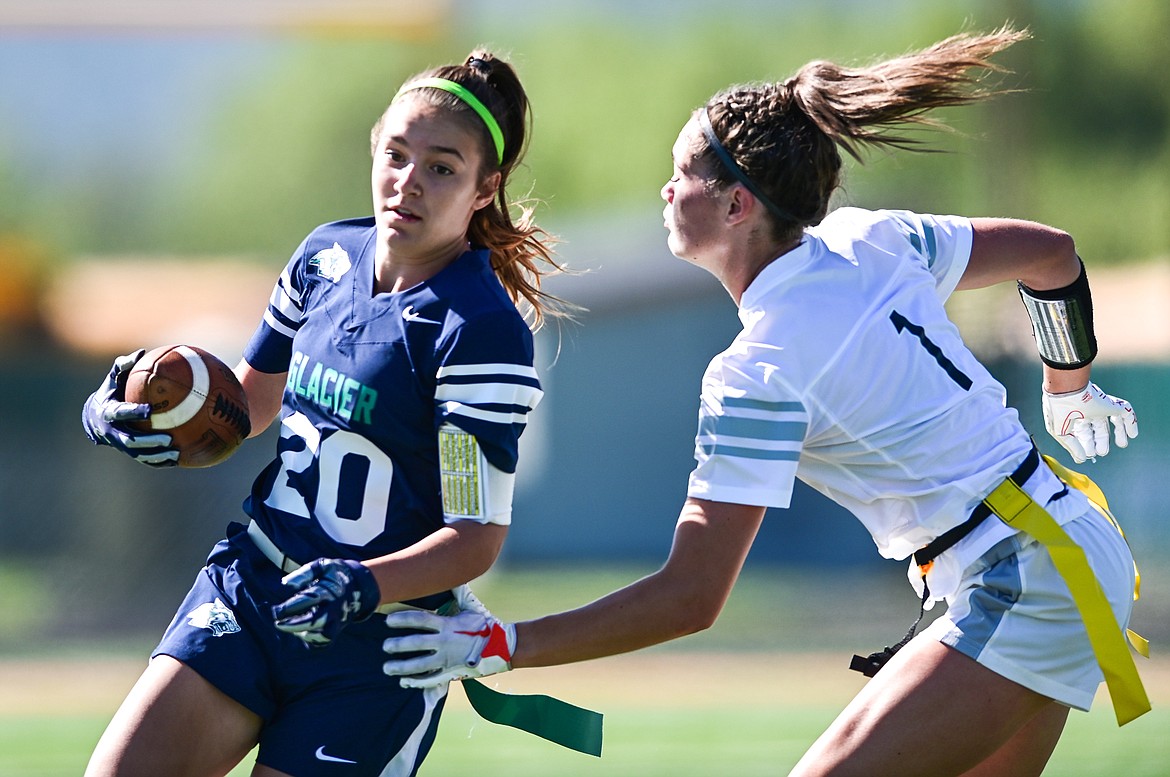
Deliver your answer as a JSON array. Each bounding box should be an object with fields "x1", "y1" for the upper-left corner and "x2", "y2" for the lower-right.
[{"x1": 393, "y1": 77, "x2": 505, "y2": 165}]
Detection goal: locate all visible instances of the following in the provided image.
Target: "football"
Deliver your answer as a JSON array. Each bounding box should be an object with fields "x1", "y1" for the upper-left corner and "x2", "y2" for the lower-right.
[{"x1": 125, "y1": 344, "x2": 251, "y2": 468}]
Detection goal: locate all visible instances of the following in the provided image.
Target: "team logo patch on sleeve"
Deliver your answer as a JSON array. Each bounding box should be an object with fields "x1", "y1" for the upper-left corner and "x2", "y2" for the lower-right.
[{"x1": 186, "y1": 598, "x2": 242, "y2": 637}]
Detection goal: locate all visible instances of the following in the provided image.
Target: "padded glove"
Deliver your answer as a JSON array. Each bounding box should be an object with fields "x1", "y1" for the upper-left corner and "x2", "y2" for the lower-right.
[
  {"x1": 81, "y1": 349, "x2": 179, "y2": 467},
  {"x1": 382, "y1": 598, "x2": 515, "y2": 689},
  {"x1": 272, "y1": 558, "x2": 380, "y2": 646},
  {"x1": 1043, "y1": 382, "x2": 1138, "y2": 463}
]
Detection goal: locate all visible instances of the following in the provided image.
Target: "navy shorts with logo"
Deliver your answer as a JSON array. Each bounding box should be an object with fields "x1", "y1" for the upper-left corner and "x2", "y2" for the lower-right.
[{"x1": 153, "y1": 522, "x2": 449, "y2": 777}]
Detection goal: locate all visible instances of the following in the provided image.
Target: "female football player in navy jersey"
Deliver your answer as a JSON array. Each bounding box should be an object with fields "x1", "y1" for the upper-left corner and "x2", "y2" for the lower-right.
[
  {"x1": 382, "y1": 28, "x2": 1147, "y2": 776},
  {"x1": 81, "y1": 50, "x2": 564, "y2": 777}
]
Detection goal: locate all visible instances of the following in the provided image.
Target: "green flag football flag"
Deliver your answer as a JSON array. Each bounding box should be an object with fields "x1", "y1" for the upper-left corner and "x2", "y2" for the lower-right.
[{"x1": 462, "y1": 678, "x2": 604, "y2": 756}]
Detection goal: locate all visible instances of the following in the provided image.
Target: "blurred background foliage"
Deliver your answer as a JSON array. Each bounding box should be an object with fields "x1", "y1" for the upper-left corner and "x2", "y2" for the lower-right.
[
  {"x1": 0, "y1": 0, "x2": 1167, "y2": 652},
  {"x1": 0, "y1": 0, "x2": 1166, "y2": 272}
]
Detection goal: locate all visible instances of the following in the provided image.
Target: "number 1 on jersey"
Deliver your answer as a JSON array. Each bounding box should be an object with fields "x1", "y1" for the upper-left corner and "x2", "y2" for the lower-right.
[{"x1": 889, "y1": 310, "x2": 973, "y2": 391}]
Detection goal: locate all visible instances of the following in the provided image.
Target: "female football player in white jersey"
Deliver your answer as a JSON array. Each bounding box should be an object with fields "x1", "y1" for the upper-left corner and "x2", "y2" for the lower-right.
[
  {"x1": 81, "y1": 50, "x2": 567, "y2": 777},
  {"x1": 382, "y1": 28, "x2": 1146, "y2": 776}
]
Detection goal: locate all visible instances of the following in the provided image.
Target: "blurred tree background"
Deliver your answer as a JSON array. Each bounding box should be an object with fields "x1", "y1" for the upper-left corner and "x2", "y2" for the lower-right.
[
  {"x1": 1, "y1": 0, "x2": 1166, "y2": 270},
  {"x1": 0, "y1": 0, "x2": 1167, "y2": 650}
]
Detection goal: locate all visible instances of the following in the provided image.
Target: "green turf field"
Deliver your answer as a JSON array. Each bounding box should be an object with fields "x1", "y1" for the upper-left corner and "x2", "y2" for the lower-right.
[
  {"x1": 3, "y1": 565, "x2": 1167, "y2": 775},
  {"x1": 2, "y1": 653, "x2": 1168, "y2": 776}
]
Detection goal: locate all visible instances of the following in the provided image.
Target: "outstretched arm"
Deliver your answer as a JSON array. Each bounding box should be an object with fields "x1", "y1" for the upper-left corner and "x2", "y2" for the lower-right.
[
  {"x1": 382, "y1": 499, "x2": 764, "y2": 684},
  {"x1": 513, "y1": 498, "x2": 764, "y2": 667}
]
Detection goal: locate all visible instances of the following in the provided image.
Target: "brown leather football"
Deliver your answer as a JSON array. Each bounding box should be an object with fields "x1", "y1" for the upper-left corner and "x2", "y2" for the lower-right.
[{"x1": 125, "y1": 344, "x2": 251, "y2": 468}]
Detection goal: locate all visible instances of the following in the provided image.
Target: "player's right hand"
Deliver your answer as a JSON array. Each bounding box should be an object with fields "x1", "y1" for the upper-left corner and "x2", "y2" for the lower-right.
[
  {"x1": 1043, "y1": 382, "x2": 1138, "y2": 463},
  {"x1": 81, "y1": 349, "x2": 179, "y2": 467},
  {"x1": 272, "y1": 558, "x2": 380, "y2": 647},
  {"x1": 382, "y1": 605, "x2": 516, "y2": 689}
]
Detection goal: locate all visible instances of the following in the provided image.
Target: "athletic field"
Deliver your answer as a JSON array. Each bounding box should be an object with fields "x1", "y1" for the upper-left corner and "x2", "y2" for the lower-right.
[{"x1": 3, "y1": 565, "x2": 1167, "y2": 775}]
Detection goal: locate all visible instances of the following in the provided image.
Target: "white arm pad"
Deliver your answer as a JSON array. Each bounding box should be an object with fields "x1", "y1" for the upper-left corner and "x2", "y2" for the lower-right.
[{"x1": 438, "y1": 423, "x2": 514, "y2": 526}]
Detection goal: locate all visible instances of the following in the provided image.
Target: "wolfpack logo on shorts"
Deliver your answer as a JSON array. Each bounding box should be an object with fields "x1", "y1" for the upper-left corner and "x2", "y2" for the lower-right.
[{"x1": 186, "y1": 598, "x2": 242, "y2": 637}]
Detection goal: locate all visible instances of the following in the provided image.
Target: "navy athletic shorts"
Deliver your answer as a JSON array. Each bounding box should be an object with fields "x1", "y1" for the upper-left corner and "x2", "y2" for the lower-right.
[{"x1": 153, "y1": 522, "x2": 449, "y2": 776}]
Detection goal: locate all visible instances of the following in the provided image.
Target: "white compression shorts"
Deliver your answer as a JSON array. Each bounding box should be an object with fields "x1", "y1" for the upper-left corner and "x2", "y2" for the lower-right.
[{"x1": 923, "y1": 503, "x2": 1136, "y2": 711}]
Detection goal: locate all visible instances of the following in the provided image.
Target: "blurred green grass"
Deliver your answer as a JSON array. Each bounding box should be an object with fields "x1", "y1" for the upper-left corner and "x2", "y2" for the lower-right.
[
  {"x1": 3, "y1": 563, "x2": 1167, "y2": 776},
  {"x1": 4, "y1": 675, "x2": 1167, "y2": 777}
]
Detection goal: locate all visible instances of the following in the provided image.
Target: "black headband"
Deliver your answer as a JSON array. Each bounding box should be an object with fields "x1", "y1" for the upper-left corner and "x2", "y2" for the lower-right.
[{"x1": 698, "y1": 107, "x2": 797, "y2": 223}]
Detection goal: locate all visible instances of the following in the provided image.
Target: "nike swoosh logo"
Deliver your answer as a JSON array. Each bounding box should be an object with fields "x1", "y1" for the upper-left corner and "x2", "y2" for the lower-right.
[
  {"x1": 315, "y1": 746, "x2": 358, "y2": 764},
  {"x1": 455, "y1": 626, "x2": 493, "y2": 638},
  {"x1": 402, "y1": 305, "x2": 441, "y2": 325}
]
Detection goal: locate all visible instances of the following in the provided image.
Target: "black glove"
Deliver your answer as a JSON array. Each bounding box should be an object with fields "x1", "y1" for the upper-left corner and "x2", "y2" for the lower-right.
[
  {"x1": 272, "y1": 558, "x2": 380, "y2": 646},
  {"x1": 81, "y1": 349, "x2": 179, "y2": 467}
]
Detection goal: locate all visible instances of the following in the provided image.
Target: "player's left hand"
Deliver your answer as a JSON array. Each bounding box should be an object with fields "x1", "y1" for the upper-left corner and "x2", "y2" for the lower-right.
[
  {"x1": 272, "y1": 558, "x2": 380, "y2": 646},
  {"x1": 1043, "y1": 382, "x2": 1138, "y2": 463},
  {"x1": 381, "y1": 605, "x2": 516, "y2": 689}
]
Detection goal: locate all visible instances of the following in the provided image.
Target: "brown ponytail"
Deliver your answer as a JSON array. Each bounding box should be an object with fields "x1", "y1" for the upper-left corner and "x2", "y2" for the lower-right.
[
  {"x1": 702, "y1": 26, "x2": 1030, "y2": 243},
  {"x1": 374, "y1": 49, "x2": 573, "y2": 329}
]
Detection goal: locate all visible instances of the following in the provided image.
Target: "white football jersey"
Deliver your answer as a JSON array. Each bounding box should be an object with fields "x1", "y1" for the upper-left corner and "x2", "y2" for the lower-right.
[{"x1": 687, "y1": 207, "x2": 1064, "y2": 562}]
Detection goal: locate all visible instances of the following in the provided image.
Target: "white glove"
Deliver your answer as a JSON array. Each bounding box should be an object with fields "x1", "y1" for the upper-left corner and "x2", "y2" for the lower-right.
[
  {"x1": 451, "y1": 583, "x2": 492, "y2": 617},
  {"x1": 382, "y1": 598, "x2": 515, "y2": 689},
  {"x1": 1043, "y1": 382, "x2": 1138, "y2": 463}
]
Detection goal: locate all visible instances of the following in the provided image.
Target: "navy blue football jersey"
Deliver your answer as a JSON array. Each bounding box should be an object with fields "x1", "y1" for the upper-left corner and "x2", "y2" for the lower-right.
[{"x1": 241, "y1": 217, "x2": 542, "y2": 570}]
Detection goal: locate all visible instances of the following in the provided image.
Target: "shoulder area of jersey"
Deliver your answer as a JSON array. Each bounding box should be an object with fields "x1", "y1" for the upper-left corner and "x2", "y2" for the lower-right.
[
  {"x1": 302, "y1": 218, "x2": 375, "y2": 260},
  {"x1": 299, "y1": 220, "x2": 373, "y2": 283}
]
